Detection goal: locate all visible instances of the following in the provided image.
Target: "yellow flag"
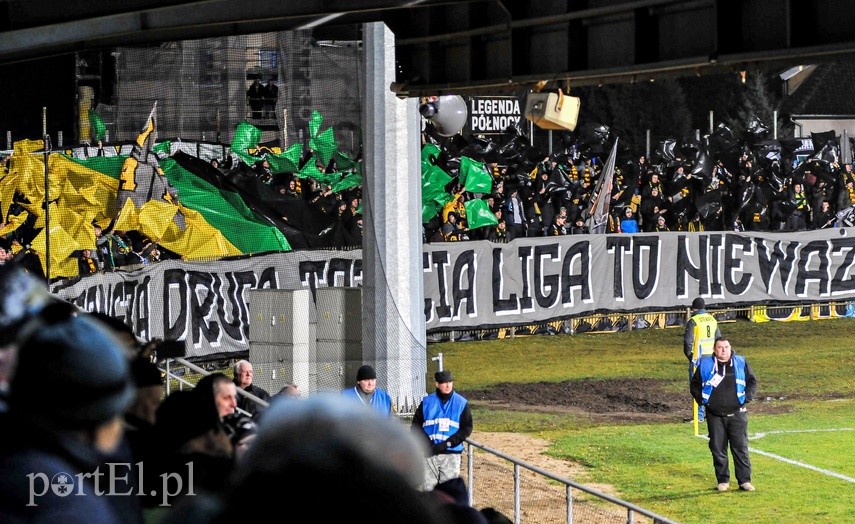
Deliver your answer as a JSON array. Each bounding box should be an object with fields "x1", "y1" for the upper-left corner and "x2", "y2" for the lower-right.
[
  {"x1": 32, "y1": 201, "x2": 58, "y2": 229},
  {"x1": 0, "y1": 212, "x2": 26, "y2": 236},
  {"x1": 138, "y1": 199, "x2": 177, "y2": 242},
  {"x1": 113, "y1": 197, "x2": 139, "y2": 232},
  {"x1": 57, "y1": 206, "x2": 95, "y2": 250},
  {"x1": 31, "y1": 224, "x2": 83, "y2": 278},
  {"x1": 158, "y1": 207, "x2": 240, "y2": 260}
]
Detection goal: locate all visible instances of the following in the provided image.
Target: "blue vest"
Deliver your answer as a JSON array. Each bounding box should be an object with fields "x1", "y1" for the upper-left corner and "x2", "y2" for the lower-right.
[
  {"x1": 342, "y1": 386, "x2": 393, "y2": 415},
  {"x1": 420, "y1": 392, "x2": 467, "y2": 452},
  {"x1": 699, "y1": 355, "x2": 747, "y2": 405}
]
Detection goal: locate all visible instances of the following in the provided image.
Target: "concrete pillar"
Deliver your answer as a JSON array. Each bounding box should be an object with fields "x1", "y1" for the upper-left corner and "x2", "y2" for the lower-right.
[{"x1": 361, "y1": 22, "x2": 426, "y2": 410}]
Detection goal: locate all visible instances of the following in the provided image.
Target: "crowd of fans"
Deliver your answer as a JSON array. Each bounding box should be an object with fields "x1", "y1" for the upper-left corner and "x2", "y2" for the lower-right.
[
  {"x1": 2, "y1": 119, "x2": 850, "y2": 281},
  {"x1": 420, "y1": 123, "x2": 855, "y2": 243},
  {"x1": 0, "y1": 263, "x2": 510, "y2": 523},
  {"x1": 208, "y1": 120, "x2": 855, "y2": 250}
]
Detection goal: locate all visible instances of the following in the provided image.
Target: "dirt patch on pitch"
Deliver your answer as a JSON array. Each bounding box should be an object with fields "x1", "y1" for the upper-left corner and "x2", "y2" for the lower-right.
[{"x1": 460, "y1": 377, "x2": 795, "y2": 423}]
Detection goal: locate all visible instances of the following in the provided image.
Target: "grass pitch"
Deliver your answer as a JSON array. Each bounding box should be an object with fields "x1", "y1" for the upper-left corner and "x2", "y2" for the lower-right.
[{"x1": 432, "y1": 317, "x2": 855, "y2": 523}]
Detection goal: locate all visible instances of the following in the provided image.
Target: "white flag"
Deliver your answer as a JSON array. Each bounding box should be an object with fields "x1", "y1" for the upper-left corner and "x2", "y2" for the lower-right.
[{"x1": 585, "y1": 139, "x2": 618, "y2": 234}]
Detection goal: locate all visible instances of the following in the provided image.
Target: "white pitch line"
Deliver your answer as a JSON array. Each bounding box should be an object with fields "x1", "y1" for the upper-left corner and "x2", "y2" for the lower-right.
[
  {"x1": 751, "y1": 428, "x2": 855, "y2": 439},
  {"x1": 747, "y1": 447, "x2": 855, "y2": 483},
  {"x1": 696, "y1": 432, "x2": 855, "y2": 484}
]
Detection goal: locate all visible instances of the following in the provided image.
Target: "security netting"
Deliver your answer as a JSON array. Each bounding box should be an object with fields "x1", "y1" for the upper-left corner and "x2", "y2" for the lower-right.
[{"x1": 33, "y1": 27, "x2": 437, "y2": 408}]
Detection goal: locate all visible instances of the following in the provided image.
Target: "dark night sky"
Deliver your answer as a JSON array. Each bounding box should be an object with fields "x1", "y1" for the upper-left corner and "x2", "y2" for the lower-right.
[{"x1": 0, "y1": 55, "x2": 79, "y2": 146}]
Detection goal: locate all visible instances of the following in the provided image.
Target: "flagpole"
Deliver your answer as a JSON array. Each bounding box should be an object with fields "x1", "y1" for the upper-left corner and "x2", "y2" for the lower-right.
[{"x1": 43, "y1": 107, "x2": 50, "y2": 287}]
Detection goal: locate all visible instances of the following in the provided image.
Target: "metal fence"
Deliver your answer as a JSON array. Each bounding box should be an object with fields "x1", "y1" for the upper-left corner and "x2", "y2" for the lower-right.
[
  {"x1": 463, "y1": 439, "x2": 677, "y2": 524},
  {"x1": 157, "y1": 300, "x2": 853, "y2": 524},
  {"x1": 158, "y1": 357, "x2": 677, "y2": 523}
]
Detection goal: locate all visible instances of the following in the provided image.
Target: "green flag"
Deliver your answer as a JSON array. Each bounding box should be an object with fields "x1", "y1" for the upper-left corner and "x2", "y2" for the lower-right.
[
  {"x1": 464, "y1": 198, "x2": 498, "y2": 229},
  {"x1": 331, "y1": 171, "x2": 363, "y2": 193},
  {"x1": 421, "y1": 143, "x2": 441, "y2": 167},
  {"x1": 230, "y1": 121, "x2": 262, "y2": 166},
  {"x1": 333, "y1": 150, "x2": 358, "y2": 170},
  {"x1": 296, "y1": 160, "x2": 324, "y2": 180},
  {"x1": 153, "y1": 140, "x2": 172, "y2": 156},
  {"x1": 267, "y1": 143, "x2": 303, "y2": 174},
  {"x1": 308, "y1": 111, "x2": 338, "y2": 166},
  {"x1": 459, "y1": 156, "x2": 493, "y2": 194},
  {"x1": 422, "y1": 164, "x2": 452, "y2": 201},
  {"x1": 89, "y1": 109, "x2": 107, "y2": 142},
  {"x1": 422, "y1": 200, "x2": 441, "y2": 223},
  {"x1": 297, "y1": 157, "x2": 339, "y2": 185}
]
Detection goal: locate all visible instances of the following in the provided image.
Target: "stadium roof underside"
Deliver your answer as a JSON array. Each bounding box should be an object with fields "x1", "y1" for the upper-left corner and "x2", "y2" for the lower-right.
[{"x1": 3, "y1": 0, "x2": 855, "y2": 96}]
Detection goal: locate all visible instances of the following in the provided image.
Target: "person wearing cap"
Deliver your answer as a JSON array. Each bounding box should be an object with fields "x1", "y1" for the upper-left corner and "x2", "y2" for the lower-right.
[
  {"x1": 0, "y1": 304, "x2": 141, "y2": 523},
  {"x1": 411, "y1": 369, "x2": 473, "y2": 491},
  {"x1": 684, "y1": 297, "x2": 721, "y2": 422},
  {"x1": 342, "y1": 364, "x2": 393, "y2": 416},
  {"x1": 654, "y1": 214, "x2": 670, "y2": 232},
  {"x1": 0, "y1": 263, "x2": 60, "y2": 412}
]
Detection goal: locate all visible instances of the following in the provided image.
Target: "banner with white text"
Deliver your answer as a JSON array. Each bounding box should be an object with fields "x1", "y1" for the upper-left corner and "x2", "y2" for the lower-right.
[
  {"x1": 422, "y1": 229, "x2": 855, "y2": 329},
  {"x1": 52, "y1": 229, "x2": 855, "y2": 358}
]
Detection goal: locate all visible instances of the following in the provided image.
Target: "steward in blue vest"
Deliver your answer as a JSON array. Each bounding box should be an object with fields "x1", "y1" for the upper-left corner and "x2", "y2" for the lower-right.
[
  {"x1": 689, "y1": 337, "x2": 758, "y2": 493},
  {"x1": 411, "y1": 369, "x2": 473, "y2": 491},
  {"x1": 342, "y1": 365, "x2": 393, "y2": 416}
]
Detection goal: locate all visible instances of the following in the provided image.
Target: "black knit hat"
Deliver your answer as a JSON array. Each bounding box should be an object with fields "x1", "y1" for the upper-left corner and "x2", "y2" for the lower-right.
[
  {"x1": 691, "y1": 297, "x2": 705, "y2": 310},
  {"x1": 356, "y1": 365, "x2": 376, "y2": 381},
  {"x1": 11, "y1": 305, "x2": 135, "y2": 429},
  {"x1": 155, "y1": 390, "x2": 220, "y2": 451},
  {"x1": 435, "y1": 370, "x2": 454, "y2": 383}
]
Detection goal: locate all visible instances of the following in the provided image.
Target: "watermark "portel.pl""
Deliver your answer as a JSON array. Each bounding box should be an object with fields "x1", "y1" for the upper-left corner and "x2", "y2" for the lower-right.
[{"x1": 27, "y1": 462, "x2": 195, "y2": 508}]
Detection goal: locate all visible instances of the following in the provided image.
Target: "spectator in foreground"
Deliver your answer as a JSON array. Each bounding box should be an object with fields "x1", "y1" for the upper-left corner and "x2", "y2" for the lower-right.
[
  {"x1": 145, "y1": 389, "x2": 234, "y2": 516},
  {"x1": 196, "y1": 394, "x2": 446, "y2": 523},
  {"x1": 195, "y1": 373, "x2": 238, "y2": 423},
  {"x1": 275, "y1": 383, "x2": 300, "y2": 398},
  {"x1": 124, "y1": 355, "x2": 164, "y2": 467},
  {"x1": 0, "y1": 303, "x2": 140, "y2": 523}
]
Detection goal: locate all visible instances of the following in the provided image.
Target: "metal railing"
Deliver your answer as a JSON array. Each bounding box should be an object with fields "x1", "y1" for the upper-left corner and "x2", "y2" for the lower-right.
[
  {"x1": 158, "y1": 357, "x2": 674, "y2": 522},
  {"x1": 162, "y1": 357, "x2": 269, "y2": 417},
  {"x1": 464, "y1": 439, "x2": 678, "y2": 524}
]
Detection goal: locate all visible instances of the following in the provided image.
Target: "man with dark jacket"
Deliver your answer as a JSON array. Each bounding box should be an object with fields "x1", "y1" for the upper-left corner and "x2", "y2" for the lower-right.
[
  {"x1": 411, "y1": 369, "x2": 473, "y2": 491},
  {"x1": 0, "y1": 304, "x2": 140, "y2": 523},
  {"x1": 78, "y1": 249, "x2": 99, "y2": 276},
  {"x1": 263, "y1": 80, "x2": 278, "y2": 118},
  {"x1": 246, "y1": 79, "x2": 264, "y2": 119},
  {"x1": 690, "y1": 337, "x2": 757, "y2": 493},
  {"x1": 232, "y1": 359, "x2": 270, "y2": 417},
  {"x1": 684, "y1": 297, "x2": 721, "y2": 422}
]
